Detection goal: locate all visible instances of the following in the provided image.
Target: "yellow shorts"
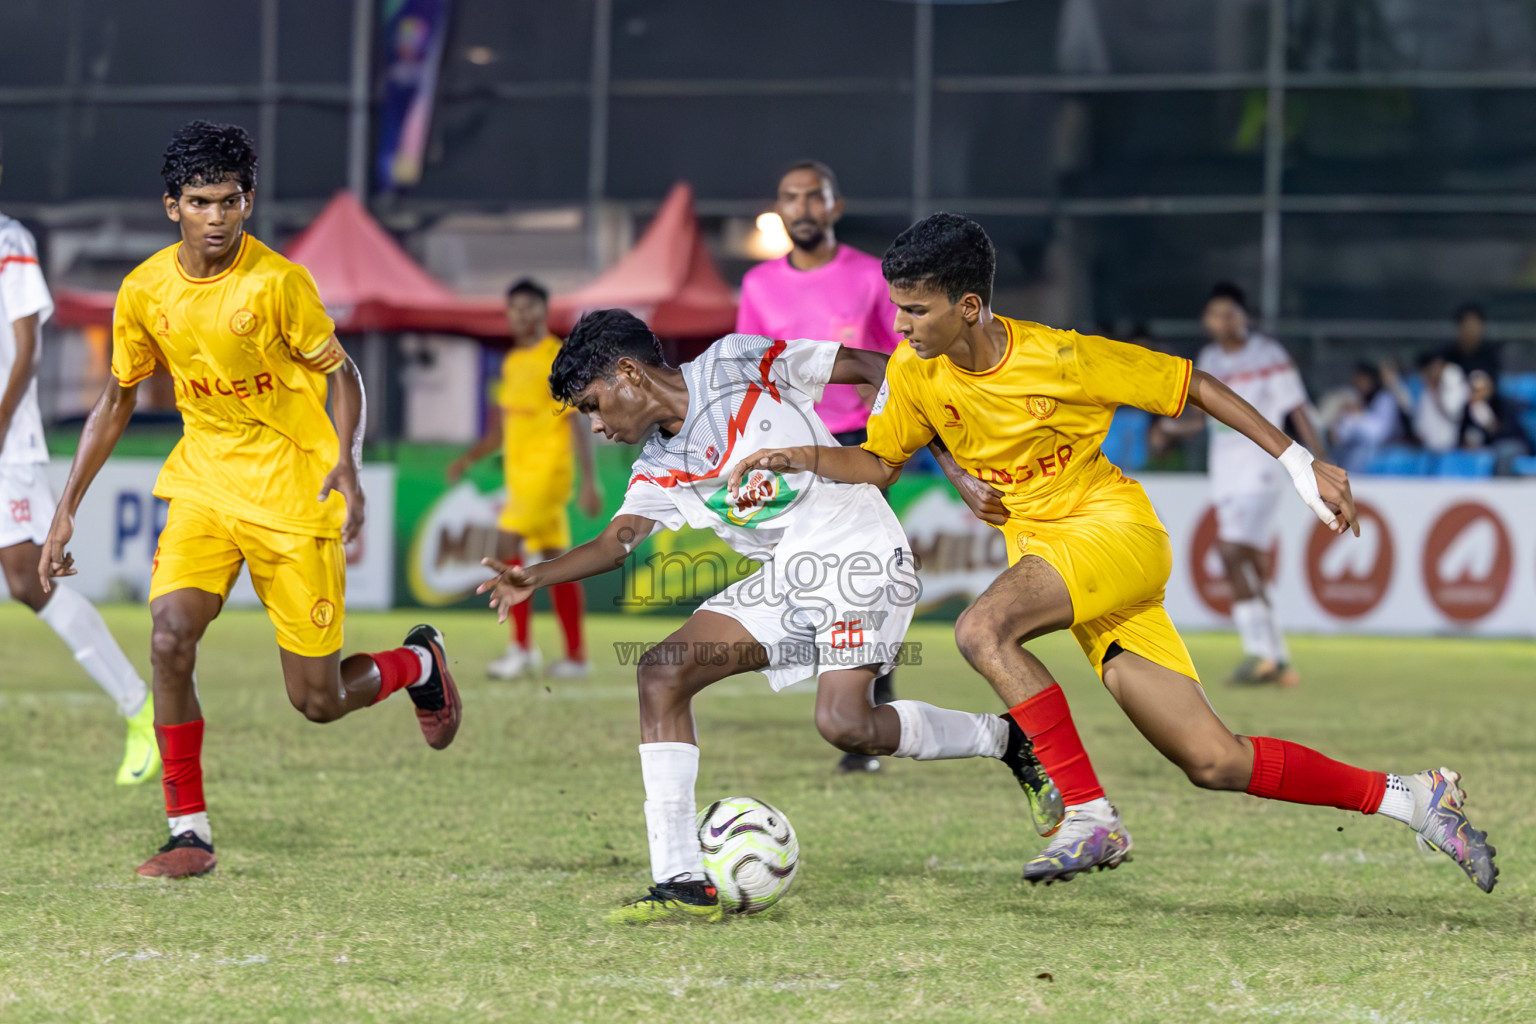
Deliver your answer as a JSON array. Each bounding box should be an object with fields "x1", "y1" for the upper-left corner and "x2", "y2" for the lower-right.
[
  {"x1": 1003, "y1": 516, "x2": 1199, "y2": 685},
  {"x1": 498, "y1": 469, "x2": 573, "y2": 551},
  {"x1": 150, "y1": 500, "x2": 345, "y2": 657}
]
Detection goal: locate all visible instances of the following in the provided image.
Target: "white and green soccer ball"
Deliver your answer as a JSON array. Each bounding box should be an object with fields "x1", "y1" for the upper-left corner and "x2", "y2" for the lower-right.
[{"x1": 695, "y1": 796, "x2": 799, "y2": 914}]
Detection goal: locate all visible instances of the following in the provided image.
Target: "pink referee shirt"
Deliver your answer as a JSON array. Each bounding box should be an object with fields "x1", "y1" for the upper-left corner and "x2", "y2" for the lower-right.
[{"x1": 736, "y1": 244, "x2": 901, "y2": 435}]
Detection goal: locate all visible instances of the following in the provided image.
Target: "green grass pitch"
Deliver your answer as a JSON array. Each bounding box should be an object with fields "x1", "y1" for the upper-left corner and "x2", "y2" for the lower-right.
[{"x1": 1, "y1": 604, "x2": 1532, "y2": 1022}]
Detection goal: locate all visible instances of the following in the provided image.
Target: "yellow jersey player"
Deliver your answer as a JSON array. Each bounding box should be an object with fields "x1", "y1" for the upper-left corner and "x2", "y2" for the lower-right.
[
  {"x1": 730, "y1": 213, "x2": 1496, "y2": 893},
  {"x1": 39, "y1": 121, "x2": 462, "y2": 879},
  {"x1": 448, "y1": 279, "x2": 600, "y2": 680}
]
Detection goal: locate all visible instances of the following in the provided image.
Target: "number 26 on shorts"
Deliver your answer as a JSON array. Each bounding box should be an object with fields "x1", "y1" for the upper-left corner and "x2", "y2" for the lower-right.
[{"x1": 829, "y1": 619, "x2": 864, "y2": 650}]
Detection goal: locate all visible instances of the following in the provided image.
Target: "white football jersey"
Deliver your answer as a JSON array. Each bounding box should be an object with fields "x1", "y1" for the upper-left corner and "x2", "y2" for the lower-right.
[
  {"x1": 615, "y1": 334, "x2": 896, "y2": 562},
  {"x1": 0, "y1": 213, "x2": 52, "y2": 466},
  {"x1": 1196, "y1": 333, "x2": 1309, "y2": 497}
]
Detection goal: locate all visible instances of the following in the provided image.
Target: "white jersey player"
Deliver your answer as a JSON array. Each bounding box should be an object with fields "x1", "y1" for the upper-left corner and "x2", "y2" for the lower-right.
[
  {"x1": 1156, "y1": 282, "x2": 1327, "y2": 687},
  {"x1": 480, "y1": 309, "x2": 1061, "y2": 924},
  {"x1": 0, "y1": 209, "x2": 159, "y2": 784}
]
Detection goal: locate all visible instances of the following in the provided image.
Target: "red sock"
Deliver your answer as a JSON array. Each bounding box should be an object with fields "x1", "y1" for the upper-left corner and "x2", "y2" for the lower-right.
[
  {"x1": 368, "y1": 647, "x2": 422, "y2": 705},
  {"x1": 1008, "y1": 684, "x2": 1105, "y2": 806},
  {"x1": 156, "y1": 719, "x2": 206, "y2": 817},
  {"x1": 550, "y1": 581, "x2": 585, "y2": 661},
  {"x1": 509, "y1": 560, "x2": 532, "y2": 649},
  {"x1": 1246, "y1": 736, "x2": 1387, "y2": 813}
]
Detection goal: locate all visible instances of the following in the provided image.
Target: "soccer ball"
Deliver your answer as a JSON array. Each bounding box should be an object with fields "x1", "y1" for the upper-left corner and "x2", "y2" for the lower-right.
[{"x1": 695, "y1": 796, "x2": 799, "y2": 914}]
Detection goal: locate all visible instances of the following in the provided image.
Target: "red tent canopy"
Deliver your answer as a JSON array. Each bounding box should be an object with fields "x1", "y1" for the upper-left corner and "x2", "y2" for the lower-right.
[
  {"x1": 53, "y1": 191, "x2": 507, "y2": 337},
  {"x1": 283, "y1": 191, "x2": 505, "y2": 337},
  {"x1": 52, "y1": 184, "x2": 738, "y2": 341},
  {"x1": 549, "y1": 181, "x2": 737, "y2": 339}
]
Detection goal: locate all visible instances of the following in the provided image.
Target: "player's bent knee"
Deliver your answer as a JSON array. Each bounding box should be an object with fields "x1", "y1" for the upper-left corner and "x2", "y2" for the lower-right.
[
  {"x1": 149, "y1": 618, "x2": 200, "y2": 668},
  {"x1": 635, "y1": 656, "x2": 690, "y2": 710},
  {"x1": 294, "y1": 695, "x2": 346, "y2": 724},
  {"x1": 814, "y1": 704, "x2": 880, "y2": 755},
  {"x1": 1182, "y1": 750, "x2": 1251, "y2": 791},
  {"x1": 955, "y1": 604, "x2": 1011, "y2": 666}
]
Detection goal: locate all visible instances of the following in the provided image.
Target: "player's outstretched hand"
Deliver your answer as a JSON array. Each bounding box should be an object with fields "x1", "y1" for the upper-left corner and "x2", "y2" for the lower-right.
[
  {"x1": 320, "y1": 461, "x2": 367, "y2": 544},
  {"x1": 37, "y1": 513, "x2": 77, "y2": 593},
  {"x1": 1311, "y1": 459, "x2": 1360, "y2": 537},
  {"x1": 726, "y1": 447, "x2": 809, "y2": 498},
  {"x1": 478, "y1": 557, "x2": 537, "y2": 623}
]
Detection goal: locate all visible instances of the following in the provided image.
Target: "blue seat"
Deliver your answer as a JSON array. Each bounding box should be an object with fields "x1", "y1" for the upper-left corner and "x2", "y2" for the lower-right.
[
  {"x1": 1433, "y1": 449, "x2": 1497, "y2": 478},
  {"x1": 1512, "y1": 455, "x2": 1536, "y2": 477},
  {"x1": 1519, "y1": 410, "x2": 1536, "y2": 443},
  {"x1": 1500, "y1": 372, "x2": 1536, "y2": 406},
  {"x1": 1102, "y1": 406, "x2": 1150, "y2": 470},
  {"x1": 1362, "y1": 446, "x2": 1432, "y2": 476}
]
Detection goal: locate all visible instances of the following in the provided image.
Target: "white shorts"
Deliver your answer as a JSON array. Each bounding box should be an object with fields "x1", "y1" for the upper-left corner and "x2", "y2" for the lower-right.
[
  {"x1": 700, "y1": 527, "x2": 918, "y2": 692},
  {"x1": 1214, "y1": 486, "x2": 1280, "y2": 548},
  {"x1": 0, "y1": 463, "x2": 55, "y2": 549}
]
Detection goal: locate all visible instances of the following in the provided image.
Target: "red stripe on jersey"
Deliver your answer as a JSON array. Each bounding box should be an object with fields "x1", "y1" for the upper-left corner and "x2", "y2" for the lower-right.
[
  {"x1": 1173, "y1": 358, "x2": 1194, "y2": 416},
  {"x1": 0, "y1": 255, "x2": 40, "y2": 272},
  {"x1": 758, "y1": 340, "x2": 786, "y2": 401},
  {"x1": 628, "y1": 383, "x2": 765, "y2": 490},
  {"x1": 1218, "y1": 361, "x2": 1294, "y2": 387}
]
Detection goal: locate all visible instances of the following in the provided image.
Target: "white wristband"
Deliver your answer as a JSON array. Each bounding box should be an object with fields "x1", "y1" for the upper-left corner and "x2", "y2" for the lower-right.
[{"x1": 1278, "y1": 442, "x2": 1337, "y2": 529}]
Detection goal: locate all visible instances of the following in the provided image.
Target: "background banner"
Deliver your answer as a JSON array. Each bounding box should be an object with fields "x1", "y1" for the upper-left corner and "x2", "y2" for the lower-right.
[
  {"x1": 392, "y1": 444, "x2": 1536, "y2": 636},
  {"x1": 0, "y1": 459, "x2": 397, "y2": 611}
]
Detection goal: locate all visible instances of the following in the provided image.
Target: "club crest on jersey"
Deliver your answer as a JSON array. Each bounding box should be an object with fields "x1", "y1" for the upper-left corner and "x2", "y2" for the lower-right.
[
  {"x1": 156, "y1": 312, "x2": 171, "y2": 337},
  {"x1": 706, "y1": 468, "x2": 799, "y2": 527},
  {"x1": 704, "y1": 444, "x2": 719, "y2": 463},
  {"x1": 1027, "y1": 396, "x2": 1057, "y2": 420},
  {"x1": 310, "y1": 599, "x2": 335, "y2": 628},
  {"x1": 229, "y1": 308, "x2": 259, "y2": 336},
  {"x1": 942, "y1": 403, "x2": 962, "y2": 427}
]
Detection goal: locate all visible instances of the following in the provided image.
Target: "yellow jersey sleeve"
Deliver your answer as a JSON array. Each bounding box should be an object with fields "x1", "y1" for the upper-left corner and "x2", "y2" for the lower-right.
[
  {"x1": 278, "y1": 265, "x2": 343, "y2": 373},
  {"x1": 110, "y1": 283, "x2": 159, "y2": 386},
  {"x1": 1072, "y1": 331, "x2": 1192, "y2": 417},
  {"x1": 862, "y1": 352, "x2": 935, "y2": 467}
]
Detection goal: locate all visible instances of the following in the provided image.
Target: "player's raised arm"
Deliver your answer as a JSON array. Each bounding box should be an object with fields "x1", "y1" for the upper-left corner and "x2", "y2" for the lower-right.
[
  {"x1": 1186, "y1": 368, "x2": 1358, "y2": 536},
  {"x1": 828, "y1": 344, "x2": 888, "y2": 388},
  {"x1": 478, "y1": 512, "x2": 655, "y2": 622},
  {"x1": 40, "y1": 376, "x2": 140, "y2": 590},
  {"x1": 727, "y1": 442, "x2": 898, "y2": 496}
]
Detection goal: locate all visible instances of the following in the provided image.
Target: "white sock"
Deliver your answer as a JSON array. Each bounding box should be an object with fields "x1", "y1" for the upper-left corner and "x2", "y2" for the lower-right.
[
  {"x1": 1230, "y1": 598, "x2": 1274, "y2": 661},
  {"x1": 1258, "y1": 591, "x2": 1291, "y2": 664},
  {"x1": 168, "y1": 811, "x2": 212, "y2": 845},
  {"x1": 1067, "y1": 796, "x2": 1115, "y2": 819},
  {"x1": 405, "y1": 645, "x2": 432, "y2": 688},
  {"x1": 889, "y1": 701, "x2": 1008, "y2": 760},
  {"x1": 1376, "y1": 774, "x2": 1417, "y2": 825},
  {"x1": 37, "y1": 584, "x2": 149, "y2": 718},
  {"x1": 639, "y1": 742, "x2": 705, "y2": 885}
]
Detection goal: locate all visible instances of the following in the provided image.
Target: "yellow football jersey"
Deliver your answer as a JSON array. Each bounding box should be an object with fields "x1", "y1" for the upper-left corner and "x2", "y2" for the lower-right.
[
  {"x1": 497, "y1": 335, "x2": 574, "y2": 481},
  {"x1": 864, "y1": 316, "x2": 1191, "y2": 527},
  {"x1": 112, "y1": 234, "x2": 348, "y2": 536}
]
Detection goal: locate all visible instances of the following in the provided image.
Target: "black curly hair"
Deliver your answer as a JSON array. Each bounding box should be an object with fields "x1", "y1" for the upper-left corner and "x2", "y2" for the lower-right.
[
  {"x1": 549, "y1": 309, "x2": 665, "y2": 404},
  {"x1": 882, "y1": 212, "x2": 995, "y2": 306},
  {"x1": 161, "y1": 121, "x2": 258, "y2": 200},
  {"x1": 1207, "y1": 280, "x2": 1248, "y2": 312}
]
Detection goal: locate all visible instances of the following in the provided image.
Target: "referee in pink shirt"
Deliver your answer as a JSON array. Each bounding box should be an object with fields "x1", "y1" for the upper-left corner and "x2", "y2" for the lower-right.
[{"x1": 736, "y1": 160, "x2": 904, "y2": 774}]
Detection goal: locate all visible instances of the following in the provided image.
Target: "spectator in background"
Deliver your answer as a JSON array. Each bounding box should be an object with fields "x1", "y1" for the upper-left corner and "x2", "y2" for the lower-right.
[
  {"x1": 735, "y1": 160, "x2": 902, "y2": 774},
  {"x1": 1460, "y1": 369, "x2": 1533, "y2": 474},
  {"x1": 1326, "y1": 362, "x2": 1403, "y2": 473},
  {"x1": 1151, "y1": 282, "x2": 1324, "y2": 688},
  {"x1": 1385, "y1": 352, "x2": 1469, "y2": 453},
  {"x1": 1440, "y1": 303, "x2": 1501, "y2": 383},
  {"x1": 447, "y1": 279, "x2": 602, "y2": 681}
]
